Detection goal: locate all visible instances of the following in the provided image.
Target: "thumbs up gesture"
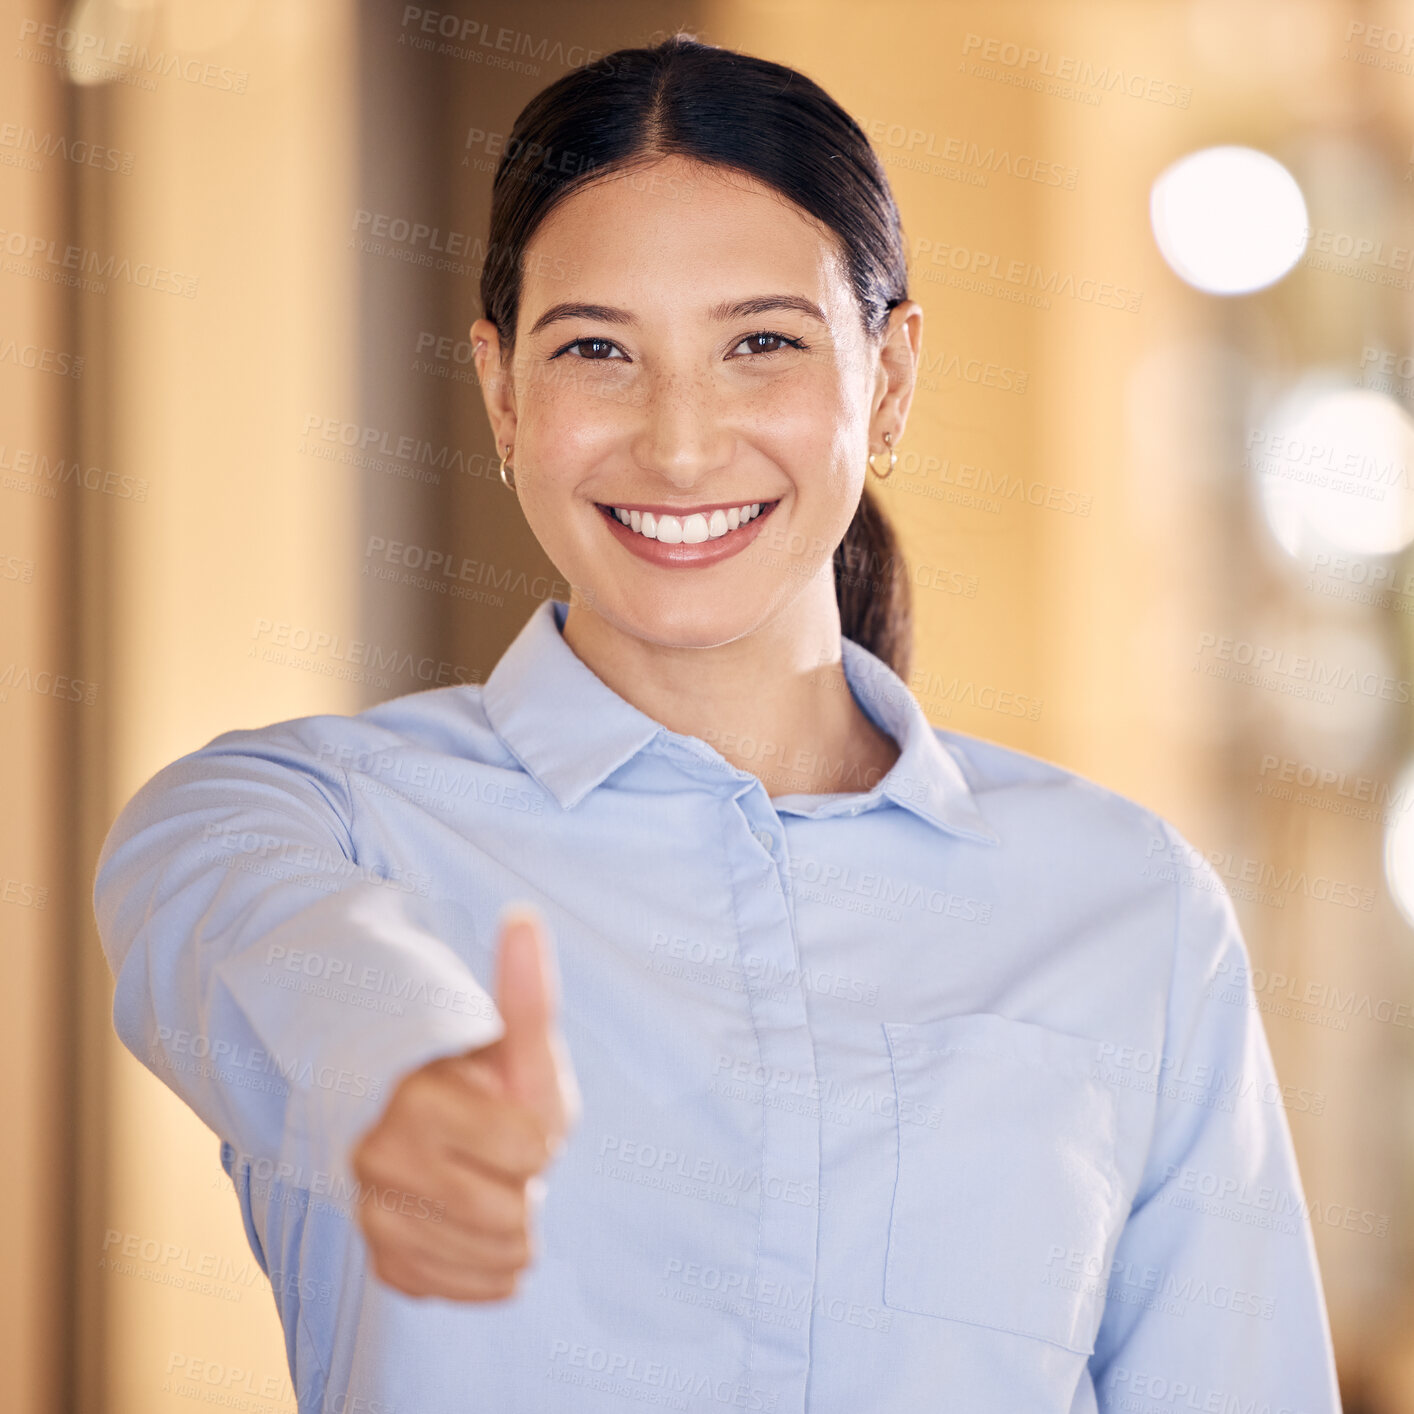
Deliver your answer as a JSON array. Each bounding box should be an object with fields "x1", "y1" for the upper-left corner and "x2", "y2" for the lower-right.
[{"x1": 351, "y1": 906, "x2": 581, "y2": 1301}]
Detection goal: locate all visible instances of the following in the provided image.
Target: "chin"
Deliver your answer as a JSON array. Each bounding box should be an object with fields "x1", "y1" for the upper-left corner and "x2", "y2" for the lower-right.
[{"x1": 590, "y1": 583, "x2": 780, "y2": 651}]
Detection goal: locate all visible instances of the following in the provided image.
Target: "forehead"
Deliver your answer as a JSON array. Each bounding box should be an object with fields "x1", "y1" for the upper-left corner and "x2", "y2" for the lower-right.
[{"x1": 519, "y1": 156, "x2": 853, "y2": 318}]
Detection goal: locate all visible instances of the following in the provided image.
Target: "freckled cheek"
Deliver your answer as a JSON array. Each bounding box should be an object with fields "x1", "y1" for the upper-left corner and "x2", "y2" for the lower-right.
[
  {"x1": 747, "y1": 393, "x2": 841, "y2": 477},
  {"x1": 527, "y1": 356, "x2": 638, "y2": 405}
]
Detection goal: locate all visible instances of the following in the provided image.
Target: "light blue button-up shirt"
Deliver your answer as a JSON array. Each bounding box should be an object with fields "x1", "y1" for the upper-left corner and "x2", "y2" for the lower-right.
[{"x1": 94, "y1": 596, "x2": 1342, "y2": 1413}]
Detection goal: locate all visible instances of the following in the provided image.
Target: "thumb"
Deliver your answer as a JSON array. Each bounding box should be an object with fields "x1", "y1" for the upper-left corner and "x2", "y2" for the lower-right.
[{"x1": 486, "y1": 905, "x2": 573, "y2": 1139}]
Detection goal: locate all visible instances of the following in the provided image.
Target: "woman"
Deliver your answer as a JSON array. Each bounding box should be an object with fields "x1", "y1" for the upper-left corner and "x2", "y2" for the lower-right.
[{"x1": 94, "y1": 33, "x2": 1341, "y2": 1414}]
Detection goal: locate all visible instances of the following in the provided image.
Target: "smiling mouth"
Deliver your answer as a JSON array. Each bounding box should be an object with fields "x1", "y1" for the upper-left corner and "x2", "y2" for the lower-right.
[{"x1": 594, "y1": 499, "x2": 781, "y2": 544}]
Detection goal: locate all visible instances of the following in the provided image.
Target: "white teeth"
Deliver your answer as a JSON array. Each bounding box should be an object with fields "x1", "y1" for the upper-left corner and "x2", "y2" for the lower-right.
[{"x1": 608, "y1": 501, "x2": 771, "y2": 542}]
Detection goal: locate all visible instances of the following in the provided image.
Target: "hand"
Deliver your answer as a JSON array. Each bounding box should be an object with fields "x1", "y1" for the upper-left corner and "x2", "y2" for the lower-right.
[{"x1": 351, "y1": 905, "x2": 580, "y2": 1300}]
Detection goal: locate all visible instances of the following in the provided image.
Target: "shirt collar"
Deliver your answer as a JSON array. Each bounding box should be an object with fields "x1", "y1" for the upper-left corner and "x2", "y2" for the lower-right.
[{"x1": 480, "y1": 598, "x2": 1000, "y2": 846}]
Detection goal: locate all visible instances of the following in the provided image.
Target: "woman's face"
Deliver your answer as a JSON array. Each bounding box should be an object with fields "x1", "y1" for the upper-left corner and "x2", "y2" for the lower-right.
[{"x1": 473, "y1": 153, "x2": 910, "y2": 650}]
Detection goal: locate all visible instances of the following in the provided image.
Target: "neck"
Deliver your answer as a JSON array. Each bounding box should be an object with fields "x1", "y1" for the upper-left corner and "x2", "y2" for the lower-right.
[{"x1": 560, "y1": 575, "x2": 901, "y2": 797}]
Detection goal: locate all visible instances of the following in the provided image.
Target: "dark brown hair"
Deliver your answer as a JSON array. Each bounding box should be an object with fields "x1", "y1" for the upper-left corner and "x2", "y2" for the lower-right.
[{"x1": 480, "y1": 32, "x2": 914, "y2": 679}]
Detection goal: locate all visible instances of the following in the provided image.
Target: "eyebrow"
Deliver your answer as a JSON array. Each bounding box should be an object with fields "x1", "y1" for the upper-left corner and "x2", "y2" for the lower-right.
[{"x1": 525, "y1": 294, "x2": 828, "y2": 338}]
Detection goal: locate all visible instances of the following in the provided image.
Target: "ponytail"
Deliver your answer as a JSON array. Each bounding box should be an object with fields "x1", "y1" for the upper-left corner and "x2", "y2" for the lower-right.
[{"x1": 834, "y1": 484, "x2": 913, "y2": 682}]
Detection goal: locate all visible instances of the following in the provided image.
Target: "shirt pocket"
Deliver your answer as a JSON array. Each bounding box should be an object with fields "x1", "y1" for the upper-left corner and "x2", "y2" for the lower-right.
[{"x1": 882, "y1": 1012, "x2": 1124, "y2": 1355}]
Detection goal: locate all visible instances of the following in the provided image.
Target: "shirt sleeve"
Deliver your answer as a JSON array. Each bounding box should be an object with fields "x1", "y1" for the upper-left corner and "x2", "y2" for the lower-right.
[
  {"x1": 1088, "y1": 820, "x2": 1343, "y2": 1412},
  {"x1": 91, "y1": 720, "x2": 505, "y2": 1199}
]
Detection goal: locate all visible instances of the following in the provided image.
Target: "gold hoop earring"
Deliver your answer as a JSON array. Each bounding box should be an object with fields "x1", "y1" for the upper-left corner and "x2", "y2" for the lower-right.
[
  {"x1": 867, "y1": 431, "x2": 897, "y2": 480},
  {"x1": 499, "y1": 443, "x2": 516, "y2": 490}
]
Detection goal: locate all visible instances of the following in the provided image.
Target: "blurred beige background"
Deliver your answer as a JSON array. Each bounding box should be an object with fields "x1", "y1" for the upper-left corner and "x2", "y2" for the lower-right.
[{"x1": 3, "y1": 0, "x2": 1413, "y2": 1408}]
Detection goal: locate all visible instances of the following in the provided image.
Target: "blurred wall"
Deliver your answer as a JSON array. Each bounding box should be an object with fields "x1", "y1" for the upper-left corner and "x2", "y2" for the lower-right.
[
  {"x1": 4, "y1": 1, "x2": 1414, "y2": 1410},
  {"x1": 0, "y1": 6, "x2": 77, "y2": 1409}
]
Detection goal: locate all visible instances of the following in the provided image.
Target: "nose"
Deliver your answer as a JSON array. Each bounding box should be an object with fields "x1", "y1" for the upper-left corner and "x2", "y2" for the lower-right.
[{"x1": 630, "y1": 367, "x2": 734, "y2": 490}]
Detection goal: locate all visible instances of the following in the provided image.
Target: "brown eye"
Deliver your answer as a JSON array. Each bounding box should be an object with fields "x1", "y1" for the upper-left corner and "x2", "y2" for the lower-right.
[
  {"x1": 566, "y1": 338, "x2": 621, "y2": 360},
  {"x1": 732, "y1": 331, "x2": 802, "y2": 357}
]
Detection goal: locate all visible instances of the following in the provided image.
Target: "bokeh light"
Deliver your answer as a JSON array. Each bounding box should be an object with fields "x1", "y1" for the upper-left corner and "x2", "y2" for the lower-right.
[
  {"x1": 1150, "y1": 145, "x2": 1308, "y2": 294},
  {"x1": 1249, "y1": 378, "x2": 1414, "y2": 560},
  {"x1": 1383, "y1": 759, "x2": 1414, "y2": 929}
]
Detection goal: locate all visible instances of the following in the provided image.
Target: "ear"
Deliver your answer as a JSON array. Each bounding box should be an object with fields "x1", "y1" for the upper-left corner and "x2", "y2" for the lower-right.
[
  {"x1": 471, "y1": 317, "x2": 518, "y2": 458},
  {"x1": 870, "y1": 300, "x2": 923, "y2": 445}
]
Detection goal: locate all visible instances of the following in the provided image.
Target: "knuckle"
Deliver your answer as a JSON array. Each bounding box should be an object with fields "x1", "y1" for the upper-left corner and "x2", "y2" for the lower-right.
[
  {"x1": 504, "y1": 1107, "x2": 554, "y2": 1174},
  {"x1": 496, "y1": 1233, "x2": 532, "y2": 1270},
  {"x1": 465, "y1": 1181, "x2": 524, "y2": 1237},
  {"x1": 398, "y1": 1072, "x2": 442, "y2": 1124},
  {"x1": 355, "y1": 1121, "x2": 411, "y2": 1178},
  {"x1": 373, "y1": 1255, "x2": 424, "y2": 1298},
  {"x1": 357, "y1": 1196, "x2": 390, "y2": 1238}
]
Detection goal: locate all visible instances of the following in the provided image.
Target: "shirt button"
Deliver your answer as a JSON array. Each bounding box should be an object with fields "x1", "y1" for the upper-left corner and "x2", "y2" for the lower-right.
[{"x1": 752, "y1": 827, "x2": 775, "y2": 853}]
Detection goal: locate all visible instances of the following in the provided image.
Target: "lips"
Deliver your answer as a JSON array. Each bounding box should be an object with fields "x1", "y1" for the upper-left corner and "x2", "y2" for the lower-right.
[{"x1": 594, "y1": 498, "x2": 782, "y2": 568}]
